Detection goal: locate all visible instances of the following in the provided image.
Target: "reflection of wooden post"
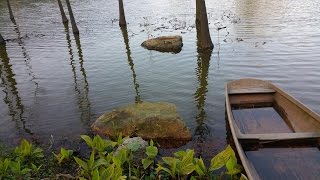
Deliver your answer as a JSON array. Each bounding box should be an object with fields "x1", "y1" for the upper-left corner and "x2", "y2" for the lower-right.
[
  {"x1": 66, "y1": 0, "x2": 79, "y2": 34},
  {"x1": 120, "y1": 26, "x2": 141, "y2": 103},
  {"x1": 196, "y1": 0, "x2": 213, "y2": 50},
  {"x1": 194, "y1": 49, "x2": 211, "y2": 143},
  {"x1": 7, "y1": 0, "x2": 15, "y2": 21},
  {"x1": 119, "y1": 0, "x2": 127, "y2": 27},
  {"x1": 0, "y1": 34, "x2": 5, "y2": 45},
  {"x1": 57, "y1": 0, "x2": 68, "y2": 23}
]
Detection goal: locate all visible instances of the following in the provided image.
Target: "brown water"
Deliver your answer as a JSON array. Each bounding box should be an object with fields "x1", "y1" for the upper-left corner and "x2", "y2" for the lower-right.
[{"x1": 0, "y1": 0, "x2": 320, "y2": 157}]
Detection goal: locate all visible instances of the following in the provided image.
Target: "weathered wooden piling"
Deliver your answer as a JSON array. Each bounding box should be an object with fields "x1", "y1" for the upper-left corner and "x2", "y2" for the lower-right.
[
  {"x1": 0, "y1": 34, "x2": 5, "y2": 45},
  {"x1": 118, "y1": 0, "x2": 127, "y2": 27},
  {"x1": 196, "y1": 0, "x2": 213, "y2": 50},
  {"x1": 6, "y1": 0, "x2": 15, "y2": 21},
  {"x1": 65, "y1": 0, "x2": 79, "y2": 34},
  {"x1": 57, "y1": 0, "x2": 68, "y2": 23}
]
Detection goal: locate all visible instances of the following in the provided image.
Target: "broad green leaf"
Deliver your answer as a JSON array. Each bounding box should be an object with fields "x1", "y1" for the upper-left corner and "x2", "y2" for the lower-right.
[
  {"x1": 179, "y1": 163, "x2": 196, "y2": 175},
  {"x1": 88, "y1": 151, "x2": 95, "y2": 168},
  {"x1": 81, "y1": 135, "x2": 93, "y2": 147},
  {"x1": 112, "y1": 166, "x2": 123, "y2": 180},
  {"x1": 195, "y1": 158, "x2": 206, "y2": 176},
  {"x1": 226, "y1": 156, "x2": 237, "y2": 172},
  {"x1": 74, "y1": 157, "x2": 88, "y2": 171},
  {"x1": 174, "y1": 150, "x2": 187, "y2": 158},
  {"x1": 226, "y1": 164, "x2": 242, "y2": 175},
  {"x1": 156, "y1": 165, "x2": 172, "y2": 176},
  {"x1": 92, "y1": 169, "x2": 100, "y2": 180},
  {"x1": 104, "y1": 164, "x2": 115, "y2": 179},
  {"x1": 115, "y1": 148, "x2": 128, "y2": 165},
  {"x1": 181, "y1": 149, "x2": 194, "y2": 164},
  {"x1": 142, "y1": 158, "x2": 153, "y2": 169},
  {"x1": 146, "y1": 146, "x2": 158, "y2": 159},
  {"x1": 93, "y1": 158, "x2": 108, "y2": 170},
  {"x1": 21, "y1": 167, "x2": 32, "y2": 175},
  {"x1": 209, "y1": 145, "x2": 235, "y2": 171},
  {"x1": 162, "y1": 157, "x2": 177, "y2": 167}
]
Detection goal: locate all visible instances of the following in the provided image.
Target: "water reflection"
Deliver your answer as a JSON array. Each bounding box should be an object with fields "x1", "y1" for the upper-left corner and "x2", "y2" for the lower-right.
[
  {"x1": 11, "y1": 17, "x2": 39, "y2": 100},
  {"x1": 64, "y1": 23, "x2": 91, "y2": 125},
  {"x1": 120, "y1": 26, "x2": 141, "y2": 103},
  {"x1": 0, "y1": 44, "x2": 32, "y2": 135},
  {"x1": 194, "y1": 49, "x2": 212, "y2": 157}
]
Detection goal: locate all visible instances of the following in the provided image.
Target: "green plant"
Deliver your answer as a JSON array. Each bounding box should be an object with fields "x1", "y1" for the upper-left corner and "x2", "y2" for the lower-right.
[
  {"x1": 208, "y1": 145, "x2": 243, "y2": 179},
  {"x1": 9, "y1": 160, "x2": 31, "y2": 179},
  {"x1": 14, "y1": 139, "x2": 44, "y2": 162},
  {"x1": 81, "y1": 135, "x2": 117, "y2": 153},
  {"x1": 0, "y1": 158, "x2": 11, "y2": 179},
  {"x1": 74, "y1": 151, "x2": 107, "y2": 179},
  {"x1": 156, "y1": 149, "x2": 196, "y2": 178},
  {"x1": 31, "y1": 163, "x2": 42, "y2": 173},
  {"x1": 53, "y1": 148, "x2": 73, "y2": 164},
  {"x1": 142, "y1": 140, "x2": 158, "y2": 169}
]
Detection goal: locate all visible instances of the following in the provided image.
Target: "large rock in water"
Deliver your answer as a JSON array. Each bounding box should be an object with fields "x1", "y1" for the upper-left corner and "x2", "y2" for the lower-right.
[
  {"x1": 91, "y1": 102, "x2": 191, "y2": 148},
  {"x1": 141, "y1": 35, "x2": 183, "y2": 53}
]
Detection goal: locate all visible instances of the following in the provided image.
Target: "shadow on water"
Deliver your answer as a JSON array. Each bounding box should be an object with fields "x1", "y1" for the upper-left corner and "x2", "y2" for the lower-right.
[
  {"x1": 120, "y1": 26, "x2": 141, "y2": 103},
  {"x1": 63, "y1": 23, "x2": 91, "y2": 126},
  {"x1": 0, "y1": 44, "x2": 32, "y2": 135}
]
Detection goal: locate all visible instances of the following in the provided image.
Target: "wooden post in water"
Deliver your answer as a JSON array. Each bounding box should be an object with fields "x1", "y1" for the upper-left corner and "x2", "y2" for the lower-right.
[
  {"x1": 6, "y1": 0, "x2": 15, "y2": 21},
  {"x1": 118, "y1": 0, "x2": 127, "y2": 27},
  {"x1": 196, "y1": 0, "x2": 213, "y2": 50},
  {"x1": 0, "y1": 34, "x2": 5, "y2": 45},
  {"x1": 65, "y1": 0, "x2": 79, "y2": 34},
  {"x1": 57, "y1": 0, "x2": 68, "y2": 23}
]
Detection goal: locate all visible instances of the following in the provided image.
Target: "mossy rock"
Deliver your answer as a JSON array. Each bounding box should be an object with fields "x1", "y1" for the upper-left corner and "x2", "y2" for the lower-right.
[{"x1": 91, "y1": 102, "x2": 191, "y2": 148}]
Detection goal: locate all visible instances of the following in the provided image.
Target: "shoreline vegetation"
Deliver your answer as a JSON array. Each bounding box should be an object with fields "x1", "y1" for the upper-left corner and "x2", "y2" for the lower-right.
[{"x1": 0, "y1": 134, "x2": 247, "y2": 180}]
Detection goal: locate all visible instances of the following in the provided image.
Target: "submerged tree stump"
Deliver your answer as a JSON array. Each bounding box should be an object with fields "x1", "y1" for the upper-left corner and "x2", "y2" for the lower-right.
[
  {"x1": 196, "y1": 0, "x2": 213, "y2": 50},
  {"x1": 118, "y1": 0, "x2": 127, "y2": 27}
]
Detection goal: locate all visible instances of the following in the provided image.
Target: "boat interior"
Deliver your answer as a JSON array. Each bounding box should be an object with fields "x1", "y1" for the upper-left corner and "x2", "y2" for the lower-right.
[{"x1": 227, "y1": 79, "x2": 320, "y2": 180}]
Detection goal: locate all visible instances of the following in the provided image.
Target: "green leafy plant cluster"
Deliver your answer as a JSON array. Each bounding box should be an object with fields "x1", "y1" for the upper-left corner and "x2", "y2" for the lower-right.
[
  {"x1": 0, "y1": 135, "x2": 247, "y2": 180},
  {"x1": 156, "y1": 145, "x2": 247, "y2": 179},
  {"x1": 70, "y1": 135, "x2": 246, "y2": 180},
  {"x1": 0, "y1": 139, "x2": 44, "y2": 180}
]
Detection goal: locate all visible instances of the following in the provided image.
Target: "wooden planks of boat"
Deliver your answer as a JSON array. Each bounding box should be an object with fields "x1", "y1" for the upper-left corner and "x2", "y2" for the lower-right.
[{"x1": 225, "y1": 78, "x2": 320, "y2": 180}]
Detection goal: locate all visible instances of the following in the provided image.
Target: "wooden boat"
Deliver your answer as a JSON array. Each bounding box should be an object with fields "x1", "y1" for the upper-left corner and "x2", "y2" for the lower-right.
[{"x1": 225, "y1": 78, "x2": 320, "y2": 180}]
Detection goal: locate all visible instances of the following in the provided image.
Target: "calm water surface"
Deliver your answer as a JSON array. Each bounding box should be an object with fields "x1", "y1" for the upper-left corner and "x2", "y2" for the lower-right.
[{"x1": 0, "y1": 0, "x2": 320, "y2": 157}]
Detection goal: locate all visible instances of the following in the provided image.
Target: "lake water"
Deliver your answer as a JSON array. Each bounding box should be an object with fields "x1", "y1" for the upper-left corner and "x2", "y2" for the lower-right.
[{"x1": 0, "y1": 0, "x2": 320, "y2": 158}]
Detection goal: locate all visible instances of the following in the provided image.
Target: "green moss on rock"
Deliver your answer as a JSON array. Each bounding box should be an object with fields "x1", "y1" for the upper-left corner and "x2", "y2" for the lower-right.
[{"x1": 91, "y1": 102, "x2": 191, "y2": 148}]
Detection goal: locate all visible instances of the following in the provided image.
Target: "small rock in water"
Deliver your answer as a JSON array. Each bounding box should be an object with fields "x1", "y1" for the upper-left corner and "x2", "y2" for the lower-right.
[{"x1": 141, "y1": 35, "x2": 183, "y2": 53}]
